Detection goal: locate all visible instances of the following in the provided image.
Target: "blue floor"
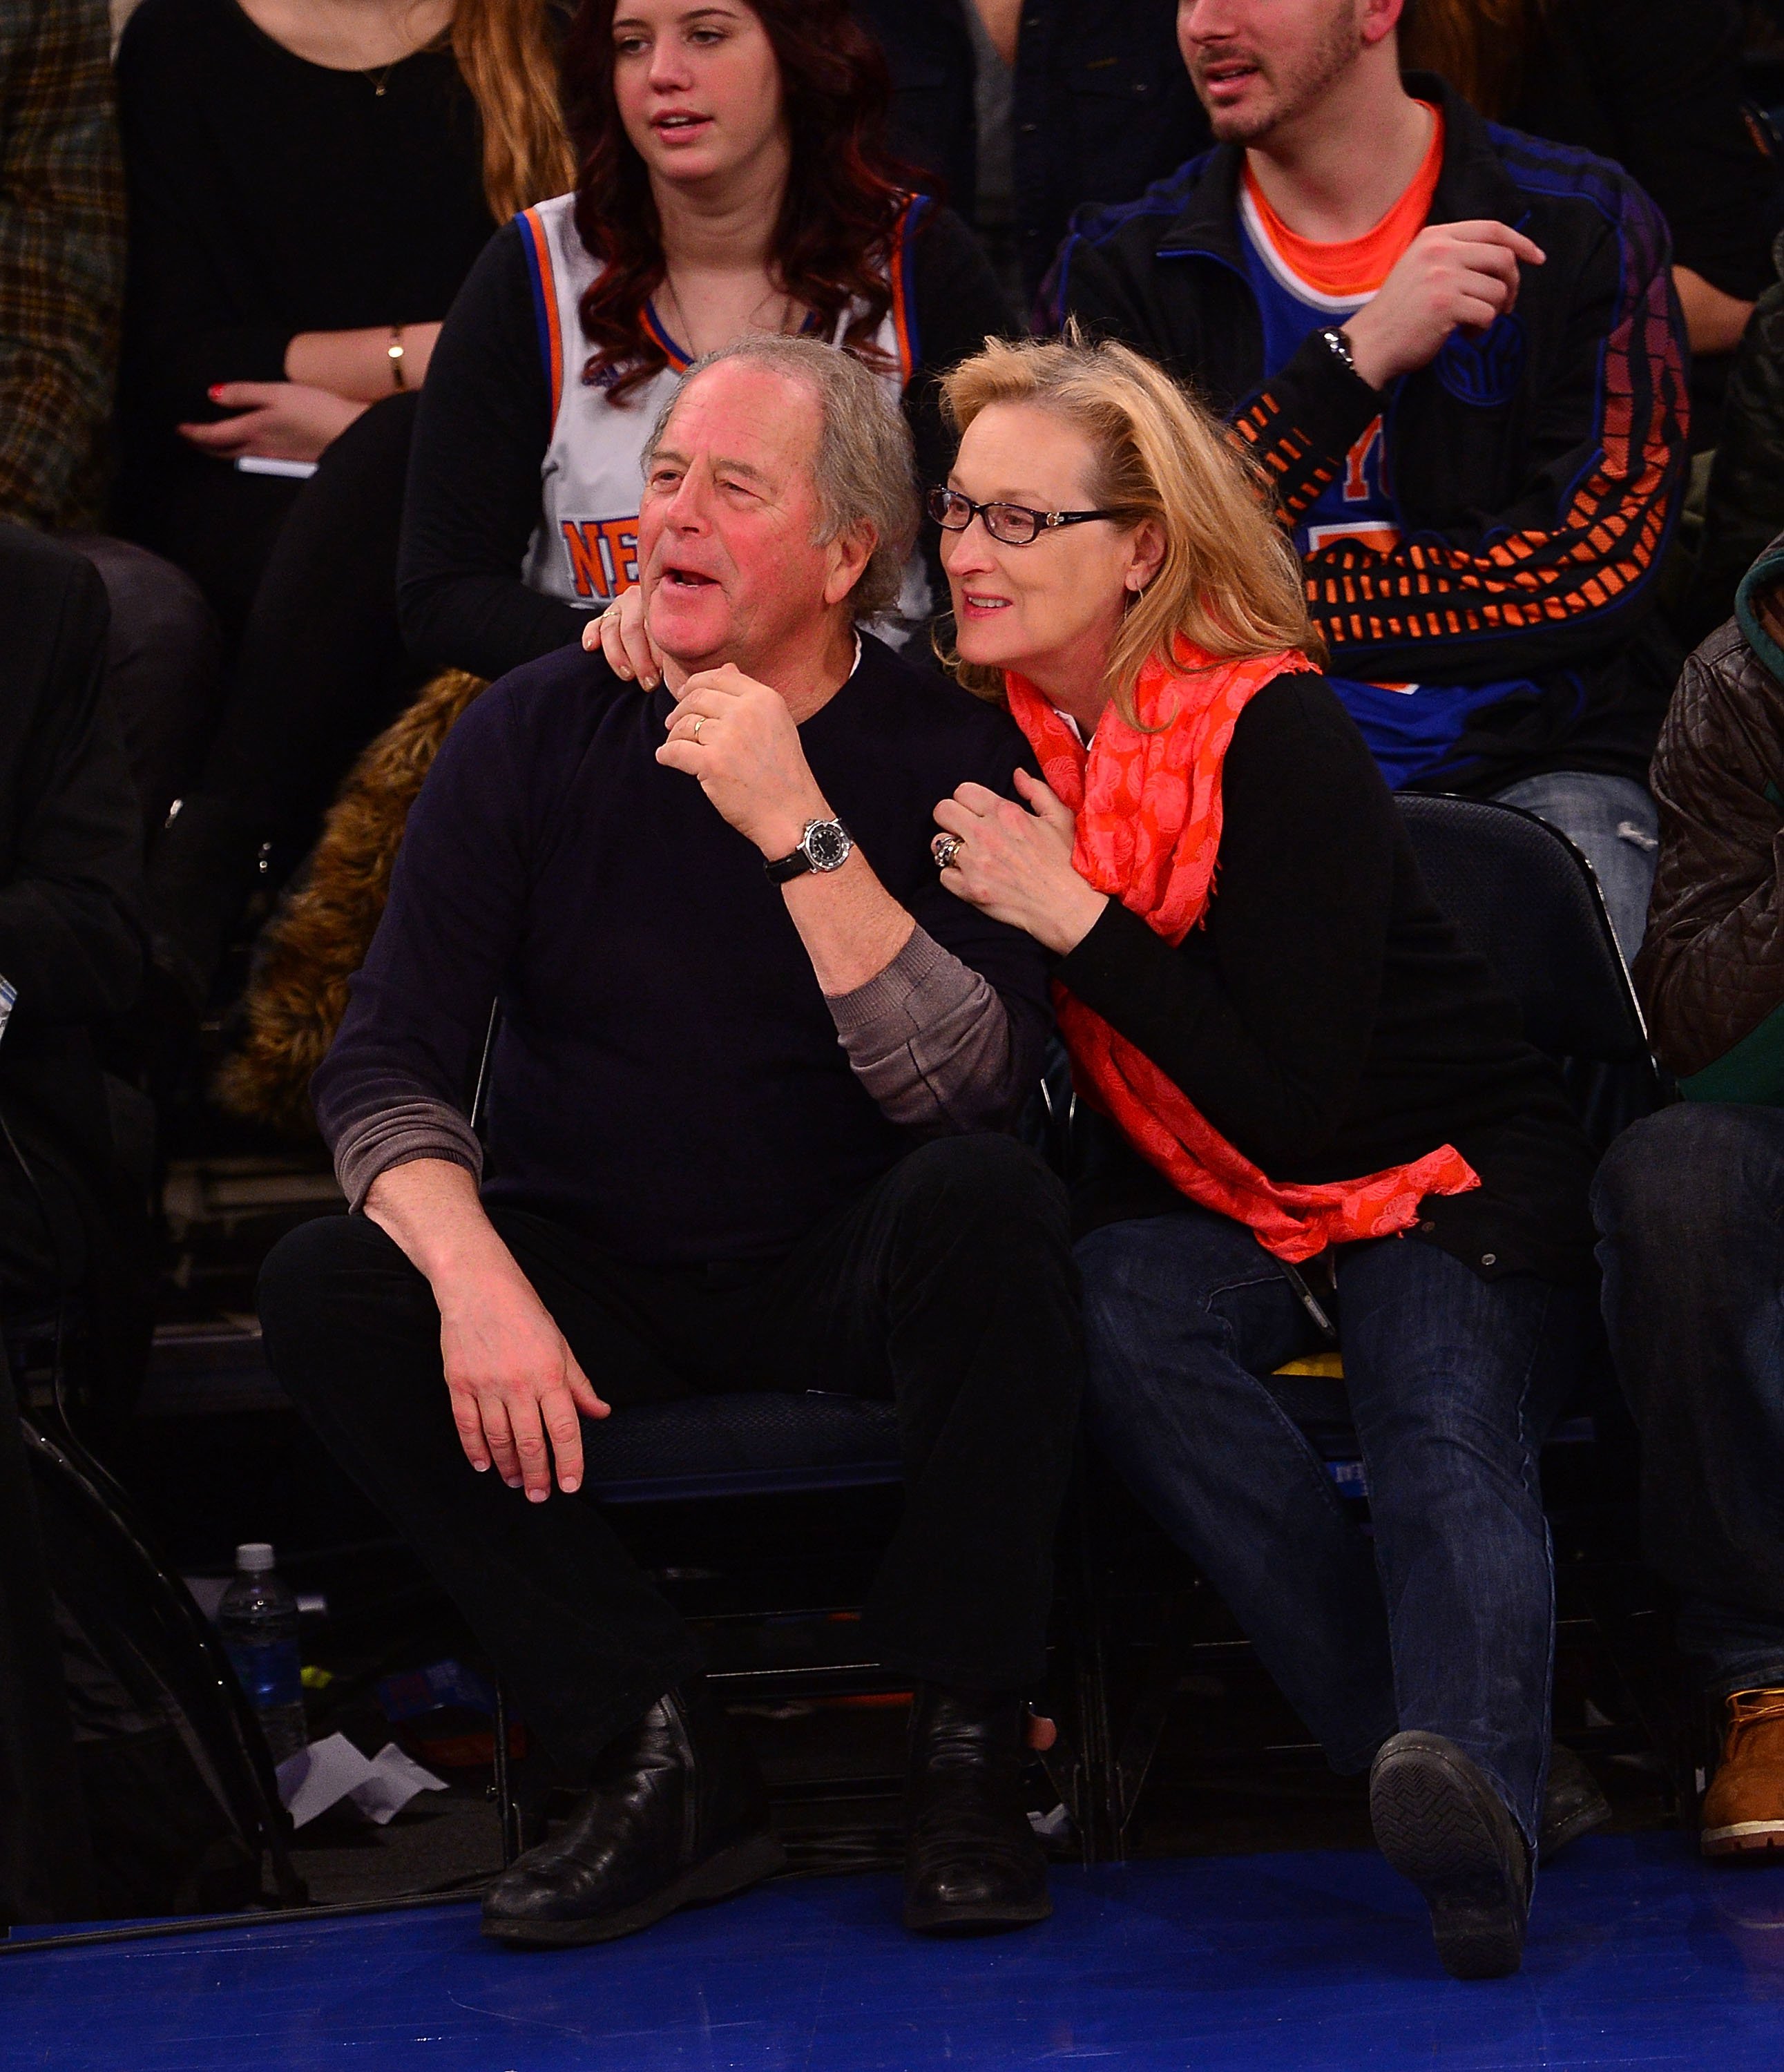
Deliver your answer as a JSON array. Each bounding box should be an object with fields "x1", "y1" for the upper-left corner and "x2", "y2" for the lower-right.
[{"x1": 6, "y1": 1834, "x2": 1783, "y2": 2071}]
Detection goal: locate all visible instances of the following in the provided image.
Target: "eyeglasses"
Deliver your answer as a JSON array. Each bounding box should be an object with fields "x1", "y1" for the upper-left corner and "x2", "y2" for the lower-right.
[{"x1": 926, "y1": 486, "x2": 1129, "y2": 548}]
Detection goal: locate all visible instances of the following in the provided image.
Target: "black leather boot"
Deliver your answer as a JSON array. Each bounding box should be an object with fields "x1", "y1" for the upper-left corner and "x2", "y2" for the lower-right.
[
  {"x1": 1537, "y1": 1741, "x2": 1611, "y2": 1863},
  {"x1": 902, "y1": 1684, "x2": 1051, "y2": 1936},
  {"x1": 1370, "y1": 1730, "x2": 1533, "y2": 1980},
  {"x1": 481, "y1": 1678, "x2": 785, "y2": 1947}
]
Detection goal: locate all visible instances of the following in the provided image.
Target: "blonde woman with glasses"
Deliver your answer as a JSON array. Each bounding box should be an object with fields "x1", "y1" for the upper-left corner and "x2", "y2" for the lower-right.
[{"x1": 927, "y1": 332, "x2": 1597, "y2": 1982}]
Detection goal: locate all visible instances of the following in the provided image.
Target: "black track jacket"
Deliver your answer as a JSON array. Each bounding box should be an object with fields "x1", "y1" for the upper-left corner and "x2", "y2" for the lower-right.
[{"x1": 1046, "y1": 77, "x2": 1691, "y2": 794}]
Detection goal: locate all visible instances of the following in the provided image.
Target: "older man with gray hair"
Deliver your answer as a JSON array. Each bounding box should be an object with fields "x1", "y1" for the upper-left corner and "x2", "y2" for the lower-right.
[{"x1": 258, "y1": 337, "x2": 1082, "y2": 1948}]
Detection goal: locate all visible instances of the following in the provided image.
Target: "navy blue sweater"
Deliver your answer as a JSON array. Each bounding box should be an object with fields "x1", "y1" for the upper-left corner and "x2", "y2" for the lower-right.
[{"x1": 311, "y1": 635, "x2": 1053, "y2": 1265}]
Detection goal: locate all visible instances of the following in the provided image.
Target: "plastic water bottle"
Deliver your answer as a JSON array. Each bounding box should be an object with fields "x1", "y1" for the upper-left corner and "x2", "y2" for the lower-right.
[{"x1": 218, "y1": 1542, "x2": 307, "y2": 1763}]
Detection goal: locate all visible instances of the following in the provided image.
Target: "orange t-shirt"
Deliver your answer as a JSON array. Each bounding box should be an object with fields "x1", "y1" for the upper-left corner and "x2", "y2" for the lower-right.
[{"x1": 1241, "y1": 104, "x2": 1444, "y2": 298}]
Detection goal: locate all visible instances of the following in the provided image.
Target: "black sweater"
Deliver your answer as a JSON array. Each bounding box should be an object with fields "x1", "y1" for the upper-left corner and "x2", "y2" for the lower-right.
[
  {"x1": 312, "y1": 635, "x2": 1051, "y2": 1267},
  {"x1": 116, "y1": 0, "x2": 495, "y2": 442},
  {"x1": 1056, "y1": 673, "x2": 1598, "y2": 1283},
  {"x1": 397, "y1": 204, "x2": 1013, "y2": 680}
]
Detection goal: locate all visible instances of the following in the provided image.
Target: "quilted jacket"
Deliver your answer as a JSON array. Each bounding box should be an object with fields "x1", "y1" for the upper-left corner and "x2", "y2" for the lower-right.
[{"x1": 1637, "y1": 532, "x2": 1784, "y2": 1097}]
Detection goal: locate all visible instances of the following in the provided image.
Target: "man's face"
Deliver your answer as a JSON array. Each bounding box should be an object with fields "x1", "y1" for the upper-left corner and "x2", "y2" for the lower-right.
[
  {"x1": 637, "y1": 362, "x2": 839, "y2": 673},
  {"x1": 1176, "y1": 0, "x2": 1371, "y2": 143}
]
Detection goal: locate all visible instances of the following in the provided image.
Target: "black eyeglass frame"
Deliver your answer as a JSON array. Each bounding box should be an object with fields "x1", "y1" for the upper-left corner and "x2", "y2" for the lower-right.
[{"x1": 926, "y1": 486, "x2": 1130, "y2": 547}]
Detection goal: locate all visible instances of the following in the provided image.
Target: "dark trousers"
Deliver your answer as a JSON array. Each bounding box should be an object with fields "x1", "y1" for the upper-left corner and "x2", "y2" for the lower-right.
[
  {"x1": 1593, "y1": 1103, "x2": 1784, "y2": 1696},
  {"x1": 1077, "y1": 1208, "x2": 1587, "y2": 1850},
  {"x1": 145, "y1": 395, "x2": 425, "y2": 968},
  {"x1": 191, "y1": 392, "x2": 421, "y2": 842},
  {"x1": 65, "y1": 535, "x2": 222, "y2": 843},
  {"x1": 258, "y1": 1135, "x2": 1083, "y2": 1776}
]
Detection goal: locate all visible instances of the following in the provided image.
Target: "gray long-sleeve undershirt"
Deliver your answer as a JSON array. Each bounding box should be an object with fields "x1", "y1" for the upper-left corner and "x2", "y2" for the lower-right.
[{"x1": 822, "y1": 923, "x2": 1022, "y2": 1135}]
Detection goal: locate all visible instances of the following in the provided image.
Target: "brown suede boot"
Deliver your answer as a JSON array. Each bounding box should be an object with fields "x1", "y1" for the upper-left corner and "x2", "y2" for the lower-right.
[{"x1": 1702, "y1": 1689, "x2": 1784, "y2": 1859}]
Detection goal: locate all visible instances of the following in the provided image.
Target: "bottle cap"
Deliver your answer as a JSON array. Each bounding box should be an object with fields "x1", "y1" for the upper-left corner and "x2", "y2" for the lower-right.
[{"x1": 236, "y1": 1542, "x2": 276, "y2": 1573}]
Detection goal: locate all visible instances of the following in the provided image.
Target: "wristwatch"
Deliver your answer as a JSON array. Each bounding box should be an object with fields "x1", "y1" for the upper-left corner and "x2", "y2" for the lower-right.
[{"x1": 764, "y1": 816, "x2": 853, "y2": 884}]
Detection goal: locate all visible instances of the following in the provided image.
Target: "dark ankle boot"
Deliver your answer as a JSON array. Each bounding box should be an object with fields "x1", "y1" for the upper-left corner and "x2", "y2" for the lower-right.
[
  {"x1": 1537, "y1": 1741, "x2": 1611, "y2": 1864},
  {"x1": 481, "y1": 1678, "x2": 784, "y2": 1947},
  {"x1": 902, "y1": 1684, "x2": 1051, "y2": 1936},
  {"x1": 1370, "y1": 1730, "x2": 1533, "y2": 1980}
]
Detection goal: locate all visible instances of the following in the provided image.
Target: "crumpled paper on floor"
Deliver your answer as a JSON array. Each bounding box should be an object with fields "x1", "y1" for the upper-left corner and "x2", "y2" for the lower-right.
[{"x1": 275, "y1": 1732, "x2": 449, "y2": 1828}]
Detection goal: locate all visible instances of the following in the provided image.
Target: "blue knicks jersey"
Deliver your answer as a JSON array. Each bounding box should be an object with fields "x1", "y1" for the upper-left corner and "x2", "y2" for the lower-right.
[
  {"x1": 1238, "y1": 180, "x2": 1399, "y2": 562},
  {"x1": 1236, "y1": 184, "x2": 1537, "y2": 791}
]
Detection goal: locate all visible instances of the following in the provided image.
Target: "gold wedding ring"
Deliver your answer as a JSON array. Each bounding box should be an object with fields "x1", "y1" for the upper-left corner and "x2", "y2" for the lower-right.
[{"x1": 691, "y1": 715, "x2": 705, "y2": 740}]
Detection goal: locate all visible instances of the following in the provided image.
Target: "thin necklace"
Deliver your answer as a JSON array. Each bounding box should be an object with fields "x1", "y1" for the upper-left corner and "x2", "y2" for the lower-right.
[
  {"x1": 659, "y1": 273, "x2": 794, "y2": 358},
  {"x1": 362, "y1": 59, "x2": 397, "y2": 95}
]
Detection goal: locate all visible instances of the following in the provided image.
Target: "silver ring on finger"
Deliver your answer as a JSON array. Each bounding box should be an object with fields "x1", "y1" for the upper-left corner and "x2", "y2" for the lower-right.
[{"x1": 932, "y1": 832, "x2": 963, "y2": 871}]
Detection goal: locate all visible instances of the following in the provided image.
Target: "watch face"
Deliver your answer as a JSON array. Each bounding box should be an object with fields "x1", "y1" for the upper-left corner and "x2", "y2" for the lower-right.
[{"x1": 803, "y1": 819, "x2": 851, "y2": 871}]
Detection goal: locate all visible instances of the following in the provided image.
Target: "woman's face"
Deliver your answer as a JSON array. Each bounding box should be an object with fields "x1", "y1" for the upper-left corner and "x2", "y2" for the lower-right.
[
  {"x1": 941, "y1": 403, "x2": 1161, "y2": 694},
  {"x1": 611, "y1": 0, "x2": 786, "y2": 190}
]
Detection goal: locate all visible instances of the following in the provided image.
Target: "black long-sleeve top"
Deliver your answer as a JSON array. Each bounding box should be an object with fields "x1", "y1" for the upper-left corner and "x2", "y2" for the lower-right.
[
  {"x1": 115, "y1": 0, "x2": 495, "y2": 448},
  {"x1": 397, "y1": 204, "x2": 1013, "y2": 680},
  {"x1": 1056, "y1": 672, "x2": 1597, "y2": 1283},
  {"x1": 312, "y1": 635, "x2": 1051, "y2": 1267}
]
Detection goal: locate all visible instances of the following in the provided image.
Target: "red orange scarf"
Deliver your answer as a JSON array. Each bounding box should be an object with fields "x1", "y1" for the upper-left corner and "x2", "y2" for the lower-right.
[{"x1": 1005, "y1": 646, "x2": 1479, "y2": 1264}]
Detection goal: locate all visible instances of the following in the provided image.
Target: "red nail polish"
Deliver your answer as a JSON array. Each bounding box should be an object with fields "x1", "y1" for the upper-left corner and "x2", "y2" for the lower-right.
[{"x1": 208, "y1": 385, "x2": 224, "y2": 403}]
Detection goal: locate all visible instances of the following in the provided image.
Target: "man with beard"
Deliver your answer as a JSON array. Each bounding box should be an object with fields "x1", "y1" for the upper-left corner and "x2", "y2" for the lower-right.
[{"x1": 1046, "y1": 0, "x2": 1688, "y2": 966}]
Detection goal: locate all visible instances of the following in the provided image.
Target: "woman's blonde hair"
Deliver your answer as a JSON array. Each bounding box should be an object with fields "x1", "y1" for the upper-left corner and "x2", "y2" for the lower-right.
[
  {"x1": 1399, "y1": 0, "x2": 1546, "y2": 122},
  {"x1": 937, "y1": 330, "x2": 1321, "y2": 725},
  {"x1": 452, "y1": 0, "x2": 576, "y2": 222}
]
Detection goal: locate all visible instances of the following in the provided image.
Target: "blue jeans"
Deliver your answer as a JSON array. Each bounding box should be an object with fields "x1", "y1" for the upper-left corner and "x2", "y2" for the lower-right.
[
  {"x1": 1593, "y1": 1105, "x2": 1784, "y2": 1696},
  {"x1": 1078, "y1": 1210, "x2": 1586, "y2": 1848},
  {"x1": 1490, "y1": 771, "x2": 1658, "y2": 968}
]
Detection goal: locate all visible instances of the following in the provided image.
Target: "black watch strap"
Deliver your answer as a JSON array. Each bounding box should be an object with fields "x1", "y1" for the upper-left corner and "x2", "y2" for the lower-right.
[{"x1": 764, "y1": 846, "x2": 814, "y2": 885}]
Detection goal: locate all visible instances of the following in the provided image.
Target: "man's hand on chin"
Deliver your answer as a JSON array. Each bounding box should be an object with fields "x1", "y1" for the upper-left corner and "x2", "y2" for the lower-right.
[{"x1": 655, "y1": 662, "x2": 832, "y2": 859}]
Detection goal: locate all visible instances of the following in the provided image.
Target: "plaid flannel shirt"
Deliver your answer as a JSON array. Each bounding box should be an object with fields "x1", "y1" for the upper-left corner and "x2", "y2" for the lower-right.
[{"x1": 0, "y1": 0, "x2": 124, "y2": 531}]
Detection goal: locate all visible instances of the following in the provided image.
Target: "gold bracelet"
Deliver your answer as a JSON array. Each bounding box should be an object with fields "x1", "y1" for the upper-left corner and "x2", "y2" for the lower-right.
[{"x1": 387, "y1": 326, "x2": 406, "y2": 392}]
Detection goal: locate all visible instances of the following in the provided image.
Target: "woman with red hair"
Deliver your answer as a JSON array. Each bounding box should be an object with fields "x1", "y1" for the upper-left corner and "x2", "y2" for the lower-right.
[{"x1": 399, "y1": 0, "x2": 1010, "y2": 682}]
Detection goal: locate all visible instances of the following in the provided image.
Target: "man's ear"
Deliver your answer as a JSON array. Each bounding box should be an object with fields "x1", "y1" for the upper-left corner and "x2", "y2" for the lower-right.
[
  {"x1": 1361, "y1": 0, "x2": 1406, "y2": 50},
  {"x1": 822, "y1": 521, "x2": 878, "y2": 608}
]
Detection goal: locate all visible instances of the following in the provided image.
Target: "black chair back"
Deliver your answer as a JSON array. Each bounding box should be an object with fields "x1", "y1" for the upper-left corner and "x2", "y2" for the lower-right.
[{"x1": 1394, "y1": 794, "x2": 1651, "y2": 1067}]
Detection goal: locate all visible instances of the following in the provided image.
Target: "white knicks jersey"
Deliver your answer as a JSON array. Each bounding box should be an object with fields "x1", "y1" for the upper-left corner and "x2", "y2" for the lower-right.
[{"x1": 516, "y1": 191, "x2": 931, "y2": 637}]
